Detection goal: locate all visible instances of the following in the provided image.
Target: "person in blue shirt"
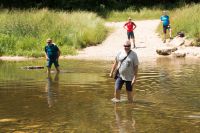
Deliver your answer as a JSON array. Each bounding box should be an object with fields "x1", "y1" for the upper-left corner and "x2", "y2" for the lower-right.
[
  {"x1": 160, "y1": 11, "x2": 172, "y2": 43},
  {"x1": 44, "y1": 38, "x2": 61, "y2": 74}
]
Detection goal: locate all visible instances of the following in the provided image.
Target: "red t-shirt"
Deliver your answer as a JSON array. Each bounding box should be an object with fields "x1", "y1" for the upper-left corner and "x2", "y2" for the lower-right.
[{"x1": 124, "y1": 22, "x2": 135, "y2": 32}]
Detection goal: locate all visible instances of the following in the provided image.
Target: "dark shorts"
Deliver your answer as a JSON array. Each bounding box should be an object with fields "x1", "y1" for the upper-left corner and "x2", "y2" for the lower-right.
[
  {"x1": 127, "y1": 31, "x2": 135, "y2": 39},
  {"x1": 115, "y1": 77, "x2": 133, "y2": 91},
  {"x1": 163, "y1": 25, "x2": 170, "y2": 34},
  {"x1": 46, "y1": 59, "x2": 59, "y2": 68}
]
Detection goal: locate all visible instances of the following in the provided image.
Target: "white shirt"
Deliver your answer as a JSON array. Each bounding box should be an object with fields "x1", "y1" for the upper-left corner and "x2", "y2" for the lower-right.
[{"x1": 116, "y1": 50, "x2": 139, "y2": 81}]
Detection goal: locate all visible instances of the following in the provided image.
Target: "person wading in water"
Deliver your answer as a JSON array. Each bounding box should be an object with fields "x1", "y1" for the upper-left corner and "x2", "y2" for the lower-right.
[{"x1": 110, "y1": 41, "x2": 139, "y2": 103}]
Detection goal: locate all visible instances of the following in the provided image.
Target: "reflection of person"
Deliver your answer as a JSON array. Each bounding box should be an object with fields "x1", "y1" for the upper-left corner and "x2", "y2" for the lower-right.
[
  {"x1": 45, "y1": 73, "x2": 59, "y2": 108},
  {"x1": 123, "y1": 17, "x2": 137, "y2": 48},
  {"x1": 112, "y1": 104, "x2": 136, "y2": 132},
  {"x1": 160, "y1": 11, "x2": 172, "y2": 43},
  {"x1": 109, "y1": 41, "x2": 139, "y2": 103},
  {"x1": 44, "y1": 38, "x2": 61, "y2": 74}
]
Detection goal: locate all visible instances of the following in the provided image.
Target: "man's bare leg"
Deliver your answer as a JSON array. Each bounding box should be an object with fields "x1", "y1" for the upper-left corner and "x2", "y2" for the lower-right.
[
  {"x1": 132, "y1": 38, "x2": 136, "y2": 48},
  {"x1": 115, "y1": 90, "x2": 121, "y2": 100},
  {"x1": 47, "y1": 67, "x2": 51, "y2": 74},
  {"x1": 127, "y1": 91, "x2": 133, "y2": 103},
  {"x1": 169, "y1": 28, "x2": 172, "y2": 39},
  {"x1": 163, "y1": 33, "x2": 166, "y2": 43},
  {"x1": 56, "y1": 66, "x2": 60, "y2": 73}
]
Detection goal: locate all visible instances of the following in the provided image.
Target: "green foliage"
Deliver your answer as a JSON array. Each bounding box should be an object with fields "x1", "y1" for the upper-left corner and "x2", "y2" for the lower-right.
[
  {"x1": 106, "y1": 7, "x2": 162, "y2": 21},
  {"x1": 0, "y1": 34, "x2": 16, "y2": 55},
  {"x1": 0, "y1": 9, "x2": 107, "y2": 57}
]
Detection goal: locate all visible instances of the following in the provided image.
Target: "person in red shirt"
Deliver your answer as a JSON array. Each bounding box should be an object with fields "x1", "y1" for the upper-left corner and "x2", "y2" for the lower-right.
[{"x1": 123, "y1": 17, "x2": 137, "y2": 48}]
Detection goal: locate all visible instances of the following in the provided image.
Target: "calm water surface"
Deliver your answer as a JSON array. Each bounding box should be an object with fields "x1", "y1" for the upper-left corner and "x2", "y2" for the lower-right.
[{"x1": 0, "y1": 58, "x2": 200, "y2": 132}]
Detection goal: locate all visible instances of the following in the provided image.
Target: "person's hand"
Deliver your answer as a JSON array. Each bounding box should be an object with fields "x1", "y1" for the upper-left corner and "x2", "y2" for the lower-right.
[
  {"x1": 109, "y1": 72, "x2": 113, "y2": 78},
  {"x1": 124, "y1": 27, "x2": 127, "y2": 30},
  {"x1": 131, "y1": 80, "x2": 135, "y2": 86},
  {"x1": 131, "y1": 77, "x2": 136, "y2": 86}
]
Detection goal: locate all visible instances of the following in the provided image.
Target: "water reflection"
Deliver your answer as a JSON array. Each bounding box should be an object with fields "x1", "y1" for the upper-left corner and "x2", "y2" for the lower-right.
[
  {"x1": 45, "y1": 73, "x2": 59, "y2": 108},
  {"x1": 112, "y1": 104, "x2": 136, "y2": 133}
]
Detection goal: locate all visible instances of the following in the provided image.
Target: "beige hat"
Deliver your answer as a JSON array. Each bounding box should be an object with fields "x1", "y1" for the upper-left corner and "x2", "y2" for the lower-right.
[
  {"x1": 128, "y1": 17, "x2": 132, "y2": 20},
  {"x1": 46, "y1": 38, "x2": 52, "y2": 43},
  {"x1": 163, "y1": 10, "x2": 167, "y2": 15}
]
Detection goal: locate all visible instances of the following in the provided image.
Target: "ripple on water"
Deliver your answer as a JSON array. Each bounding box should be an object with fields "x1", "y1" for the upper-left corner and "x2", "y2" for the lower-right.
[{"x1": 137, "y1": 70, "x2": 162, "y2": 94}]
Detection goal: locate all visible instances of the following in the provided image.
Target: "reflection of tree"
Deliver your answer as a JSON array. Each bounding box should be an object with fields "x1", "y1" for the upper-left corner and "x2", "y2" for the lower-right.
[
  {"x1": 45, "y1": 73, "x2": 59, "y2": 108},
  {"x1": 112, "y1": 104, "x2": 136, "y2": 133}
]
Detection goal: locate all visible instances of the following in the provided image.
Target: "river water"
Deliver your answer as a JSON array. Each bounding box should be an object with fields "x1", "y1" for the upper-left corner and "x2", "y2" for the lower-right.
[{"x1": 0, "y1": 58, "x2": 199, "y2": 132}]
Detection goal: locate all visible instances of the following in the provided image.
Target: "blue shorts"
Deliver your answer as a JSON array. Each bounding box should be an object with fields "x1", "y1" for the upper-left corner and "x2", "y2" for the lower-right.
[
  {"x1": 163, "y1": 25, "x2": 170, "y2": 34},
  {"x1": 127, "y1": 31, "x2": 134, "y2": 39},
  {"x1": 46, "y1": 59, "x2": 59, "y2": 68},
  {"x1": 115, "y1": 77, "x2": 133, "y2": 91}
]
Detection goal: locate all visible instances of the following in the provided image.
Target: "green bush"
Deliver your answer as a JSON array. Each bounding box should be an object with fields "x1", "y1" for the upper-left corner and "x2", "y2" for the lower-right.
[
  {"x1": 0, "y1": 34, "x2": 16, "y2": 55},
  {"x1": 106, "y1": 7, "x2": 162, "y2": 21},
  {"x1": 0, "y1": 9, "x2": 107, "y2": 57}
]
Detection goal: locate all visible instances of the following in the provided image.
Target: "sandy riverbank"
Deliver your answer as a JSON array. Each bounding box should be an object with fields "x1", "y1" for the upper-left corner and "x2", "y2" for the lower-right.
[
  {"x1": 0, "y1": 20, "x2": 199, "y2": 62},
  {"x1": 64, "y1": 20, "x2": 200, "y2": 62},
  {"x1": 0, "y1": 56, "x2": 36, "y2": 61}
]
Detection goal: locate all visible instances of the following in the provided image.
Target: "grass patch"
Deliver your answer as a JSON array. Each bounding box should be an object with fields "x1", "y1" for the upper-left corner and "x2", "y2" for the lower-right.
[
  {"x1": 0, "y1": 9, "x2": 108, "y2": 57},
  {"x1": 105, "y1": 7, "x2": 162, "y2": 21}
]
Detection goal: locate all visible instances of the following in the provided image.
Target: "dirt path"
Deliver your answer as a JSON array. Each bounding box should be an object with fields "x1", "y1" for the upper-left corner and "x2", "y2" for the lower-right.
[
  {"x1": 1, "y1": 19, "x2": 199, "y2": 61},
  {"x1": 65, "y1": 20, "x2": 164, "y2": 61}
]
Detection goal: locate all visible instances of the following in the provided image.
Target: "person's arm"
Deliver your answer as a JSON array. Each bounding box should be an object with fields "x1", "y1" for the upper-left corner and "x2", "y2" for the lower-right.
[
  {"x1": 160, "y1": 16, "x2": 163, "y2": 22},
  {"x1": 44, "y1": 47, "x2": 49, "y2": 60},
  {"x1": 123, "y1": 23, "x2": 128, "y2": 30},
  {"x1": 131, "y1": 65, "x2": 138, "y2": 85},
  {"x1": 45, "y1": 53, "x2": 48, "y2": 59},
  {"x1": 133, "y1": 22, "x2": 137, "y2": 30},
  {"x1": 109, "y1": 59, "x2": 118, "y2": 78},
  {"x1": 57, "y1": 48, "x2": 61, "y2": 58},
  {"x1": 55, "y1": 45, "x2": 61, "y2": 59}
]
